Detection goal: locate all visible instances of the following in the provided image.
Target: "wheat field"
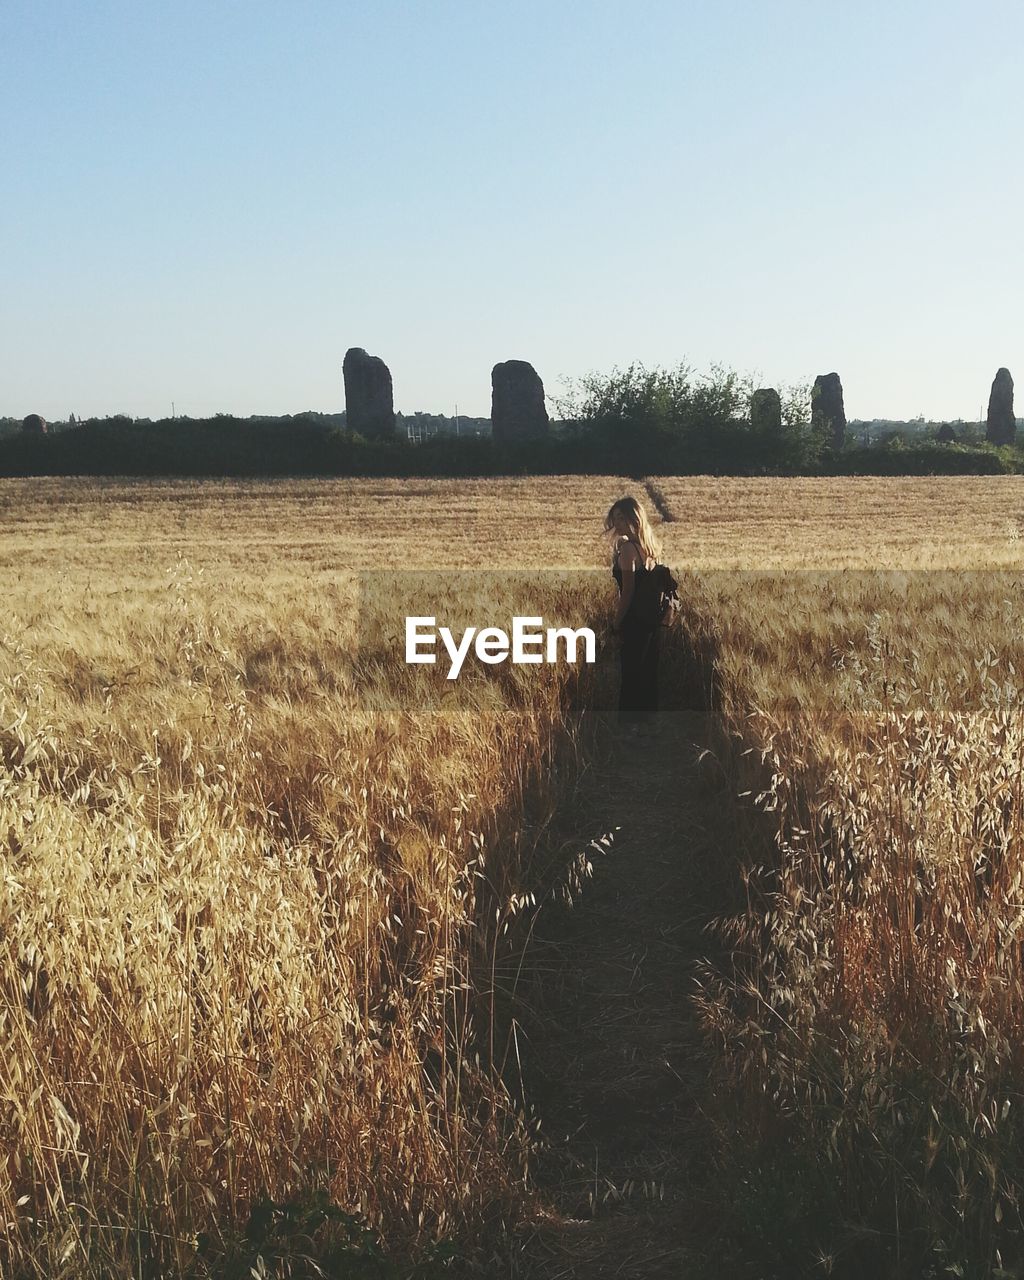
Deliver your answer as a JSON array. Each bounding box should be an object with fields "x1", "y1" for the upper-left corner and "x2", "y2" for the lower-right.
[
  {"x1": 0, "y1": 477, "x2": 633, "y2": 1276},
  {"x1": 4, "y1": 475, "x2": 1024, "y2": 1275}
]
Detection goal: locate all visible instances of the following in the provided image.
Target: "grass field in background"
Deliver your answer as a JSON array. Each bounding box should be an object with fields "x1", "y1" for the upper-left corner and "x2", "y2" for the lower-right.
[{"x1": 4, "y1": 475, "x2": 1024, "y2": 1276}]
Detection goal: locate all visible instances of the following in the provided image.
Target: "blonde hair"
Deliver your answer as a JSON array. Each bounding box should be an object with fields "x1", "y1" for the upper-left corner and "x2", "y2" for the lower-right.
[{"x1": 604, "y1": 495, "x2": 661, "y2": 564}]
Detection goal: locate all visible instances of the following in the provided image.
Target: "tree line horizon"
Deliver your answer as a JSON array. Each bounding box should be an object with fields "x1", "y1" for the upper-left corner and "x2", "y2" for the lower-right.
[{"x1": 3, "y1": 356, "x2": 1020, "y2": 479}]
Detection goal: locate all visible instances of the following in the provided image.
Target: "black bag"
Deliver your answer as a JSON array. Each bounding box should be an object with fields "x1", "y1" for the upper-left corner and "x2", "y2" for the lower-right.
[{"x1": 630, "y1": 562, "x2": 681, "y2": 628}]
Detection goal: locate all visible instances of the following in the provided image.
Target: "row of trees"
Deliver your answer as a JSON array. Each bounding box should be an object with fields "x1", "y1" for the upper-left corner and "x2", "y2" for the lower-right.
[
  {"x1": 552, "y1": 363, "x2": 819, "y2": 472},
  {"x1": 1, "y1": 363, "x2": 1016, "y2": 476},
  {"x1": 542, "y1": 363, "x2": 1008, "y2": 474}
]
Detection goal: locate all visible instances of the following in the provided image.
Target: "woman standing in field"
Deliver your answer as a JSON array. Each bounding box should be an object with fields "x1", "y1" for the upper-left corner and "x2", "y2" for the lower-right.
[{"x1": 606, "y1": 495, "x2": 662, "y2": 728}]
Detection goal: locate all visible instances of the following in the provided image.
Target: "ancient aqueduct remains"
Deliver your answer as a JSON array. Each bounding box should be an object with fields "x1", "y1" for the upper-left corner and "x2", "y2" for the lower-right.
[
  {"x1": 340, "y1": 350, "x2": 1017, "y2": 448},
  {"x1": 18, "y1": 357, "x2": 1017, "y2": 446}
]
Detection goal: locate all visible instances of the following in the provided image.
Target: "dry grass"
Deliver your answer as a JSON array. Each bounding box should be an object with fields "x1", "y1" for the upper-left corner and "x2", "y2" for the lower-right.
[
  {"x1": 5, "y1": 474, "x2": 1024, "y2": 1275},
  {"x1": 0, "y1": 476, "x2": 624, "y2": 580},
  {"x1": 652, "y1": 474, "x2": 1024, "y2": 568},
  {"x1": 0, "y1": 477, "x2": 631, "y2": 1276},
  {"x1": 680, "y1": 566, "x2": 1024, "y2": 1269}
]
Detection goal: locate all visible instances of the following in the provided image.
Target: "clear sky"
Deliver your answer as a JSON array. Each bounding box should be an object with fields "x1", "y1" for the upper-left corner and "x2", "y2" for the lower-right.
[{"x1": 2, "y1": 0, "x2": 1021, "y2": 422}]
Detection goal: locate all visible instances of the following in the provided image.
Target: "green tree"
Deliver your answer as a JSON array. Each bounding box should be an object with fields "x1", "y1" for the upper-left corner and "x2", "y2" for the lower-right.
[{"x1": 555, "y1": 361, "x2": 818, "y2": 473}]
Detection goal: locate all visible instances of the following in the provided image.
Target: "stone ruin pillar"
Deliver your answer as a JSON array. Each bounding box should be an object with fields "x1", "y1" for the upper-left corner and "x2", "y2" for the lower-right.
[
  {"x1": 490, "y1": 360, "x2": 550, "y2": 445},
  {"x1": 811, "y1": 372, "x2": 846, "y2": 450},
  {"x1": 343, "y1": 348, "x2": 396, "y2": 439},
  {"x1": 986, "y1": 368, "x2": 1015, "y2": 445},
  {"x1": 750, "y1": 388, "x2": 782, "y2": 436}
]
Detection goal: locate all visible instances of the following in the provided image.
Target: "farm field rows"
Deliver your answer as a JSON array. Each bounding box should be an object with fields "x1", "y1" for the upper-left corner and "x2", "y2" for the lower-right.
[
  {"x1": 651, "y1": 473, "x2": 1024, "y2": 568},
  {"x1": 4, "y1": 475, "x2": 1024, "y2": 1275},
  {"x1": 0, "y1": 477, "x2": 629, "y2": 1276}
]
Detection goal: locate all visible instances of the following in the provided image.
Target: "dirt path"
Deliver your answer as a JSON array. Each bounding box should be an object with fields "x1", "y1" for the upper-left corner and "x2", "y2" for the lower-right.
[
  {"x1": 641, "y1": 480, "x2": 677, "y2": 525},
  {"x1": 505, "y1": 671, "x2": 727, "y2": 1278}
]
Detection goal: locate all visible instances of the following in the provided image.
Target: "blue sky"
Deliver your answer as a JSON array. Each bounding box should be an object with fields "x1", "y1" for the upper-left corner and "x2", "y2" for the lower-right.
[{"x1": 2, "y1": 0, "x2": 1021, "y2": 421}]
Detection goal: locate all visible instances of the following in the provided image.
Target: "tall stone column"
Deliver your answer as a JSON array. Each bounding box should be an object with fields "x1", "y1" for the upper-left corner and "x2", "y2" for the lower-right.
[
  {"x1": 491, "y1": 360, "x2": 549, "y2": 444},
  {"x1": 986, "y1": 368, "x2": 1015, "y2": 445},
  {"x1": 811, "y1": 373, "x2": 846, "y2": 450},
  {"x1": 343, "y1": 348, "x2": 396, "y2": 439},
  {"x1": 751, "y1": 388, "x2": 782, "y2": 436}
]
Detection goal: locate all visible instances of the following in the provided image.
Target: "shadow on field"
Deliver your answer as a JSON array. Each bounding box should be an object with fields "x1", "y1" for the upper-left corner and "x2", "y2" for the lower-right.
[{"x1": 488, "y1": 634, "x2": 740, "y2": 1279}]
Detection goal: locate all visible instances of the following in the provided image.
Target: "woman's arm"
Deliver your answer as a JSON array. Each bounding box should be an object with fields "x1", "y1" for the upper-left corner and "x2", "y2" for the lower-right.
[{"x1": 614, "y1": 542, "x2": 639, "y2": 628}]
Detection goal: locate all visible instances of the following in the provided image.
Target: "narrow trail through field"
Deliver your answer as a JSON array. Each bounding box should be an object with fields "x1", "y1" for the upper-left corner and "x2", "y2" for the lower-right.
[
  {"x1": 508, "y1": 671, "x2": 727, "y2": 1278},
  {"x1": 641, "y1": 480, "x2": 676, "y2": 524}
]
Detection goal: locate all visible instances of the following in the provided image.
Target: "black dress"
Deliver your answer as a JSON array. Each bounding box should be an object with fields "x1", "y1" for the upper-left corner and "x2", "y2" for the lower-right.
[{"x1": 612, "y1": 547, "x2": 660, "y2": 724}]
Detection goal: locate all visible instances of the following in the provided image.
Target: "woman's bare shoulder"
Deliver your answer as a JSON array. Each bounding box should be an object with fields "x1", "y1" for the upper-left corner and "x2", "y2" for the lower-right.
[{"x1": 615, "y1": 537, "x2": 641, "y2": 566}]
